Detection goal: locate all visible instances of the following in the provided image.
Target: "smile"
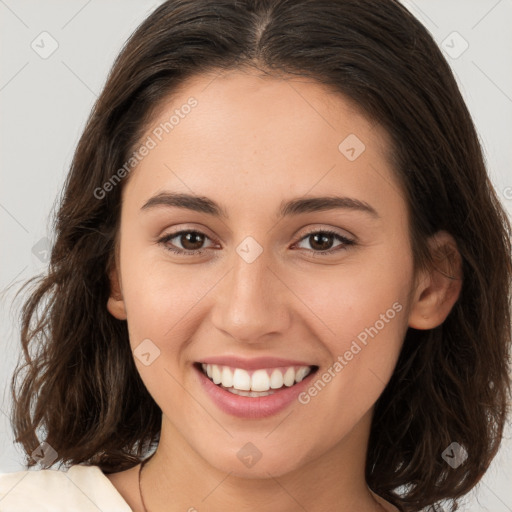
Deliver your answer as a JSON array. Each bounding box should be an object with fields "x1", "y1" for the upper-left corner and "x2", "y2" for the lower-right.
[
  {"x1": 194, "y1": 357, "x2": 319, "y2": 418},
  {"x1": 200, "y1": 363, "x2": 316, "y2": 396}
]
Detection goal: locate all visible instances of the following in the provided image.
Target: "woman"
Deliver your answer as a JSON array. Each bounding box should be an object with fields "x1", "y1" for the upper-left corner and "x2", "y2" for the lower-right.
[{"x1": 1, "y1": 0, "x2": 510, "y2": 511}]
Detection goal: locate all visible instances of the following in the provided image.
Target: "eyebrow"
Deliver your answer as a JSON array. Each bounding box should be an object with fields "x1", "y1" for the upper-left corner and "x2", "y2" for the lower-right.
[{"x1": 140, "y1": 192, "x2": 379, "y2": 219}]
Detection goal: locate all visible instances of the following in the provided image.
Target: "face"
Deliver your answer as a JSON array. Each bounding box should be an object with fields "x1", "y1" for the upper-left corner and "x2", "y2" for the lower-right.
[{"x1": 107, "y1": 69, "x2": 422, "y2": 478}]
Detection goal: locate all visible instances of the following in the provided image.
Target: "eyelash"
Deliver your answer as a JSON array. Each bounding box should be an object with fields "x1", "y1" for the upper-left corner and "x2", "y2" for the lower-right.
[{"x1": 157, "y1": 228, "x2": 355, "y2": 257}]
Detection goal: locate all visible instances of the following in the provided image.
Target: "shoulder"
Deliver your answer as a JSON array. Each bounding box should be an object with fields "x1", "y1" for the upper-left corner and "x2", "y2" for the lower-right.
[{"x1": 0, "y1": 464, "x2": 132, "y2": 511}]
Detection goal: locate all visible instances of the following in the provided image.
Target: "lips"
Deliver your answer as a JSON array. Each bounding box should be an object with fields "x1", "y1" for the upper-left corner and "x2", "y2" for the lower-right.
[{"x1": 193, "y1": 357, "x2": 319, "y2": 419}]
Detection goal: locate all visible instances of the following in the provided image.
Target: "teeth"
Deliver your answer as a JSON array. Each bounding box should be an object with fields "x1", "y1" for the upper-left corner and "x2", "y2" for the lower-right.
[
  {"x1": 232, "y1": 369, "x2": 251, "y2": 391},
  {"x1": 211, "y1": 364, "x2": 222, "y2": 384},
  {"x1": 227, "y1": 388, "x2": 274, "y2": 397},
  {"x1": 295, "y1": 367, "x2": 309, "y2": 382},
  {"x1": 200, "y1": 363, "x2": 313, "y2": 392},
  {"x1": 283, "y1": 367, "x2": 295, "y2": 387},
  {"x1": 251, "y1": 369, "x2": 270, "y2": 392},
  {"x1": 270, "y1": 369, "x2": 284, "y2": 389},
  {"x1": 221, "y1": 366, "x2": 233, "y2": 387}
]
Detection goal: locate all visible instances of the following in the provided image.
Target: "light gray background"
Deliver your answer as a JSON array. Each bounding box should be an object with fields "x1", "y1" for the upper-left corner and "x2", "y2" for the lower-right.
[{"x1": 1, "y1": 1, "x2": 511, "y2": 510}]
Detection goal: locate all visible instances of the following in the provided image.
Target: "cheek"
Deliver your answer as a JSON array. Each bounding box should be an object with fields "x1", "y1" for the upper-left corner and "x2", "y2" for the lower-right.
[
  {"x1": 118, "y1": 245, "x2": 210, "y2": 410},
  {"x1": 291, "y1": 249, "x2": 412, "y2": 422},
  {"x1": 292, "y1": 246, "x2": 412, "y2": 342},
  {"x1": 295, "y1": 250, "x2": 410, "y2": 371},
  {"x1": 118, "y1": 234, "x2": 206, "y2": 351}
]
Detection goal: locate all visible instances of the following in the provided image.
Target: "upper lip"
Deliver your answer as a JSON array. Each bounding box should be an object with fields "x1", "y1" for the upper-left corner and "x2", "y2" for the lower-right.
[{"x1": 197, "y1": 356, "x2": 316, "y2": 371}]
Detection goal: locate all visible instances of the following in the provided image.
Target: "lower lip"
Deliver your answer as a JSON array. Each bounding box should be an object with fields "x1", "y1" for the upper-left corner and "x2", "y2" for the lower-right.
[{"x1": 194, "y1": 364, "x2": 317, "y2": 419}]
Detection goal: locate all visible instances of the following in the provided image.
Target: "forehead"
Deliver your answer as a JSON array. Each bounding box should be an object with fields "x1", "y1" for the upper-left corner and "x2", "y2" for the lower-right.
[{"x1": 122, "y1": 69, "x2": 404, "y2": 218}]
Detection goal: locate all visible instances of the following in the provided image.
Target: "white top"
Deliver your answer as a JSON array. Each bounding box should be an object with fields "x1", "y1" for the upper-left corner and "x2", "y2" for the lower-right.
[{"x1": 0, "y1": 464, "x2": 132, "y2": 511}]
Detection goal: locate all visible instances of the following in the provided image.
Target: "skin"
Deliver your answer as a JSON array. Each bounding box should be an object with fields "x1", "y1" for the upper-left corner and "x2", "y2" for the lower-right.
[{"x1": 105, "y1": 68, "x2": 462, "y2": 512}]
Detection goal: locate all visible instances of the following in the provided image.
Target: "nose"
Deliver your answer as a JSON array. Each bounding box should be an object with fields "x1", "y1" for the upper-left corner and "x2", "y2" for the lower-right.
[{"x1": 210, "y1": 247, "x2": 292, "y2": 344}]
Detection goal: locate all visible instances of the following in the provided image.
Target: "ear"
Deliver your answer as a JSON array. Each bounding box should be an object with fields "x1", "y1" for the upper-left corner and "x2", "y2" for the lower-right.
[
  {"x1": 408, "y1": 231, "x2": 463, "y2": 330},
  {"x1": 107, "y1": 263, "x2": 127, "y2": 320}
]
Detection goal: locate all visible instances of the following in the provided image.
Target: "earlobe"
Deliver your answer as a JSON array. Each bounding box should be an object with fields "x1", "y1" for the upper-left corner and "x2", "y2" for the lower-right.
[
  {"x1": 106, "y1": 265, "x2": 127, "y2": 320},
  {"x1": 408, "y1": 231, "x2": 463, "y2": 330}
]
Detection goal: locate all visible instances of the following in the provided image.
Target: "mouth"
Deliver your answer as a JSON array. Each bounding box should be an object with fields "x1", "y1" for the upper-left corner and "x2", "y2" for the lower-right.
[{"x1": 194, "y1": 362, "x2": 320, "y2": 398}]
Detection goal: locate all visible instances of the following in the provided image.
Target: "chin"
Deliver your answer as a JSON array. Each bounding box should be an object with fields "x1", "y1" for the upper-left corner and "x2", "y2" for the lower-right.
[
  {"x1": 215, "y1": 456, "x2": 302, "y2": 479},
  {"x1": 196, "y1": 439, "x2": 312, "y2": 479}
]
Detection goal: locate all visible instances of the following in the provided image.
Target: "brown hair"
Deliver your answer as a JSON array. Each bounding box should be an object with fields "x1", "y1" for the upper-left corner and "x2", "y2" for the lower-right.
[{"x1": 10, "y1": 1, "x2": 511, "y2": 511}]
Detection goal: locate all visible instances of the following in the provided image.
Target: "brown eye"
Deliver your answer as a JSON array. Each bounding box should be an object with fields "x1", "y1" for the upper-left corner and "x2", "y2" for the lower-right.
[
  {"x1": 158, "y1": 230, "x2": 215, "y2": 255},
  {"x1": 308, "y1": 232, "x2": 335, "y2": 251},
  {"x1": 295, "y1": 229, "x2": 355, "y2": 255},
  {"x1": 178, "y1": 231, "x2": 206, "y2": 251}
]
